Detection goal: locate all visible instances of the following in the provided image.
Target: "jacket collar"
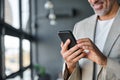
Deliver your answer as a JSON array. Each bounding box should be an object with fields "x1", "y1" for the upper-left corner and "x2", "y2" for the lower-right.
[{"x1": 97, "y1": 7, "x2": 120, "y2": 77}]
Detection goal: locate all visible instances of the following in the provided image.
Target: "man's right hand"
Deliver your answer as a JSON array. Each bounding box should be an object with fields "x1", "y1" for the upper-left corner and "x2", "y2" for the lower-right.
[{"x1": 60, "y1": 39, "x2": 87, "y2": 74}]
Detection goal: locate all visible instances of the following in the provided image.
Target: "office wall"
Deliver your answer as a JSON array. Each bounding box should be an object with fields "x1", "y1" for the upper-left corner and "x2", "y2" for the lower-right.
[{"x1": 36, "y1": 0, "x2": 94, "y2": 80}]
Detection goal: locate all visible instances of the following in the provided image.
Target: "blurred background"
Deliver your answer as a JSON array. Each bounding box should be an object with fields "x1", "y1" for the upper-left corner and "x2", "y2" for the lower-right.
[{"x1": 0, "y1": 0, "x2": 96, "y2": 80}]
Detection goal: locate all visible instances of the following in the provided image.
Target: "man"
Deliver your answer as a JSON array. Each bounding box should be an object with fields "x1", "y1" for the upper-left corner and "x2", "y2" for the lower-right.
[{"x1": 61, "y1": 0, "x2": 120, "y2": 80}]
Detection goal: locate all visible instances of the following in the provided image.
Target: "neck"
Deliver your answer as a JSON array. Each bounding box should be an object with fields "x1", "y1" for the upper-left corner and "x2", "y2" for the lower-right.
[{"x1": 99, "y1": 2, "x2": 119, "y2": 20}]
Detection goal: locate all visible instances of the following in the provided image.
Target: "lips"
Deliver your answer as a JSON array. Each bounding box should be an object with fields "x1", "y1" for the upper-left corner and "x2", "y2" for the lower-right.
[{"x1": 92, "y1": 2, "x2": 104, "y2": 10}]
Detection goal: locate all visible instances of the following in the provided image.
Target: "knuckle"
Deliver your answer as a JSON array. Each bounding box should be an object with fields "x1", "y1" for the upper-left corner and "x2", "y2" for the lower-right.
[
  {"x1": 72, "y1": 60, "x2": 76, "y2": 63},
  {"x1": 63, "y1": 54, "x2": 67, "y2": 59},
  {"x1": 78, "y1": 50, "x2": 82, "y2": 54},
  {"x1": 85, "y1": 38, "x2": 89, "y2": 40},
  {"x1": 83, "y1": 43, "x2": 86, "y2": 45},
  {"x1": 87, "y1": 38, "x2": 91, "y2": 42},
  {"x1": 72, "y1": 52, "x2": 76, "y2": 56},
  {"x1": 68, "y1": 50, "x2": 72, "y2": 53},
  {"x1": 87, "y1": 38, "x2": 90, "y2": 40},
  {"x1": 72, "y1": 59, "x2": 77, "y2": 63},
  {"x1": 66, "y1": 58, "x2": 71, "y2": 62},
  {"x1": 75, "y1": 45, "x2": 79, "y2": 49},
  {"x1": 74, "y1": 51, "x2": 79, "y2": 57},
  {"x1": 60, "y1": 50, "x2": 63, "y2": 54}
]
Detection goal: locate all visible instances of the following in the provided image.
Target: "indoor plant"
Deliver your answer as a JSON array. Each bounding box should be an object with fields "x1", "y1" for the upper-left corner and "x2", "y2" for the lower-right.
[{"x1": 34, "y1": 64, "x2": 50, "y2": 80}]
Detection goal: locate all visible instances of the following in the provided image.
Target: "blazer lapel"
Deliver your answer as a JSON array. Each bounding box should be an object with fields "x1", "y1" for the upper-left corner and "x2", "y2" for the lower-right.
[
  {"x1": 85, "y1": 14, "x2": 98, "y2": 41},
  {"x1": 82, "y1": 15, "x2": 98, "y2": 80},
  {"x1": 97, "y1": 8, "x2": 120, "y2": 76},
  {"x1": 103, "y1": 9, "x2": 120, "y2": 57}
]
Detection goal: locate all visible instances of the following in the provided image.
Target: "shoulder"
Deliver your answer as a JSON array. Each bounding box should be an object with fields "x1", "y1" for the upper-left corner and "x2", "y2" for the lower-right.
[
  {"x1": 75, "y1": 14, "x2": 96, "y2": 27},
  {"x1": 73, "y1": 14, "x2": 97, "y2": 39}
]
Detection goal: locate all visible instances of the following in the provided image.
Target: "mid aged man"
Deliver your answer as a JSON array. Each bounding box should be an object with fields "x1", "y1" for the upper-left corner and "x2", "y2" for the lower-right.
[{"x1": 61, "y1": 0, "x2": 120, "y2": 80}]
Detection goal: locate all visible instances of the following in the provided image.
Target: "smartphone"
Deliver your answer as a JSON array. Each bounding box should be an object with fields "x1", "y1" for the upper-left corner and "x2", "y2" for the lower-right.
[{"x1": 58, "y1": 30, "x2": 77, "y2": 49}]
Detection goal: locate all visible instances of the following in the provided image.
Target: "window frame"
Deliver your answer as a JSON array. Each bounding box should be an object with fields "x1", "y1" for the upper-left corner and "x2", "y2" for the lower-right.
[{"x1": 0, "y1": 0, "x2": 36, "y2": 79}]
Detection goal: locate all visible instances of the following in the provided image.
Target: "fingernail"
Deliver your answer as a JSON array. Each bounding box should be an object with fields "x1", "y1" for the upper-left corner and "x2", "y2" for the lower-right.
[{"x1": 67, "y1": 39, "x2": 70, "y2": 42}]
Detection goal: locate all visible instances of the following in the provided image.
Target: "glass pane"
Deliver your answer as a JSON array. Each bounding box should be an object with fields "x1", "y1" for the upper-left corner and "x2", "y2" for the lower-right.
[
  {"x1": 6, "y1": 76, "x2": 21, "y2": 80},
  {"x1": 23, "y1": 69, "x2": 31, "y2": 80},
  {"x1": 5, "y1": 0, "x2": 20, "y2": 29},
  {"x1": 5, "y1": 35, "x2": 20, "y2": 76},
  {"x1": 22, "y1": 0, "x2": 30, "y2": 33},
  {"x1": 22, "y1": 39, "x2": 30, "y2": 67}
]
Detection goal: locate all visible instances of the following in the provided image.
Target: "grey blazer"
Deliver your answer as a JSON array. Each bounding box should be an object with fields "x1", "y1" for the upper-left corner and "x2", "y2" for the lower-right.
[{"x1": 64, "y1": 9, "x2": 120, "y2": 80}]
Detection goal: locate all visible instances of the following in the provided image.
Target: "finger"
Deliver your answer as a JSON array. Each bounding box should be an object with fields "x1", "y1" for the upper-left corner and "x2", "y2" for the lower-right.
[
  {"x1": 66, "y1": 49, "x2": 83, "y2": 62},
  {"x1": 62, "y1": 45, "x2": 80, "y2": 59},
  {"x1": 77, "y1": 42, "x2": 91, "y2": 48},
  {"x1": 77, "y1": 38, "x2": 91, "y2": 43},
  {"x1": 61, "y1": 42, "x2": 63, "y2": 47},
  {"x1": 85, "y1": 51, "x2": 97, "y2": 60},
  {"x1": 61, "y1": 39, "x2": 70, "y2": 53},
  {"x1": 72, "y1": 53, "x2": 87, "y2": 63}
]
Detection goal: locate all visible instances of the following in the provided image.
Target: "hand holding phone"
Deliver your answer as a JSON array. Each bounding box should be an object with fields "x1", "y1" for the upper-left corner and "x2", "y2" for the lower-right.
[
  {"x1": 58, "y1": 30, "x2": 90, "y2": 54},
  {"x1": 58, "y1": 30, "x2": 84, "y2": 74}
]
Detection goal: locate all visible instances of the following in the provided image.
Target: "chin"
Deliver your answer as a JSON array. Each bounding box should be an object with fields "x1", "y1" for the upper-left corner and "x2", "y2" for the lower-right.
[
  {"x1": 95, "y1": 12, "x2": 106, "y2": 16},
  {"x1": 94, "y1": 8, "x2": 110, "y2": 16}
]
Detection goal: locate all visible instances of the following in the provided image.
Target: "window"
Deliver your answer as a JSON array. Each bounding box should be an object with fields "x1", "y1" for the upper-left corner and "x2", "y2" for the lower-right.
[
  {"x1": 23, "y1": 69, "x2": 31, "y2": 80},
  {"x1": 6, "y1": 76, "x2": 21, "y2": 80},
  {"x1": 5, "y1": 0, "x2": 20, "y2": 29},
  {"x1": 22, "y1": 0, "x2": 30, "y2": 32},
  {"x1": 5, "y1": 35, "x2": 20, "y2": 76},
  {"x1": 0, "y1": 0, "x2": 36, "y2": 80},
  {"x1": 22, "y1": 39, "x2": 30, "y2": 67}
]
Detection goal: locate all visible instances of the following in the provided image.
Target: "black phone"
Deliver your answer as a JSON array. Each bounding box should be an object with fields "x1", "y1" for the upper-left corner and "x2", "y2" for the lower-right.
[{"x1": 58, "y1": 30, "x2": 77, "y2": 49}]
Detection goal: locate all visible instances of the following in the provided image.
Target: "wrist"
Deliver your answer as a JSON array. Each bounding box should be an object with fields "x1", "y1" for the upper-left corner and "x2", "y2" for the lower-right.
[
  {"x1": 66, "y1": 64, "x2": 76, "y2": 74},
  {"x1": 101, "y1": 57, "x2": 107, "y2": 67}
]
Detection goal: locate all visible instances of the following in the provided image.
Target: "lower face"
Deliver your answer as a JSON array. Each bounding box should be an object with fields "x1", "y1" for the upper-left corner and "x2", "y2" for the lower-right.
[{"x1": 88, "y1": 0, "x2": 115, "y2": 16}]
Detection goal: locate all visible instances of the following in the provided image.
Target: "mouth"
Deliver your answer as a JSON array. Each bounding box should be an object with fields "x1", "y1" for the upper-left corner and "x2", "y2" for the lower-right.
[{"x1": 92, "y1": 2, "x2": 104, "y2": 10}]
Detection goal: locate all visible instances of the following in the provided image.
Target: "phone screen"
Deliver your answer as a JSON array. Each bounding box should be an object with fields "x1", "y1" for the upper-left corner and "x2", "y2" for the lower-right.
[{"x1": 58, "y1": 30, "x2": 76, "y2": 49}]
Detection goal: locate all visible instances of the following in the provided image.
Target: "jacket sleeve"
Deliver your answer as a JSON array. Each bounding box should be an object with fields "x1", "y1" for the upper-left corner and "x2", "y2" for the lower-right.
[
  {"x1": 98, "y1": 58, "x2": 120, "y2": 80},
  {"x1": 63, "y1": 63, "x2": 81, "y2": 80}
]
